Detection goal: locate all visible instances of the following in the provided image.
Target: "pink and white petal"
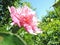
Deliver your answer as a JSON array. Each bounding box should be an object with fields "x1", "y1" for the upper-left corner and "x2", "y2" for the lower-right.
[
  {"x1": 16, "y1": 7, "x2": 21, "y2": 15},
  {"x1": 32, "y1": 26, "x2": 42, "y2": 34},
  {"x1": 17, "y1": 22, "x2": 21, "y2": 27},
  {"x1": 8, "y1": 6, "x2": 16, "y2": 14},
  {"x1": 11, "y1": 14, "x2": 21, "y2": 27},
  {"x1": 23, "y1": 24, "x2": 37, "y2": 35},
  {"x1": 8, "y1": 6, "x2": 11, "y2": 13},
  {"x1": 10, "y1": 22, "x2": 15, "y2": 26}
]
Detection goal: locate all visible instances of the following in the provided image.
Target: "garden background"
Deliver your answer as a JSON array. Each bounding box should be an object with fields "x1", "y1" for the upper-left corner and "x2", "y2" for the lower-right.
[{"x1": 0, "y1": 0, "x2": 60, "y2": 45}]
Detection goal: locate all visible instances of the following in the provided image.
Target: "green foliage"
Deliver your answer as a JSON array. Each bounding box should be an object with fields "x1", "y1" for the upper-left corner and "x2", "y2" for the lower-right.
[{"x1": 38, "y1": 10, "x2": 60, "y2": 45}]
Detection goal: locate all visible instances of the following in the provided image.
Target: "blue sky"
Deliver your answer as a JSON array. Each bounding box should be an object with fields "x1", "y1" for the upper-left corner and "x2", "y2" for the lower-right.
[{"x1": 23, "y1": 0, "x2": 55, "y2": 20}]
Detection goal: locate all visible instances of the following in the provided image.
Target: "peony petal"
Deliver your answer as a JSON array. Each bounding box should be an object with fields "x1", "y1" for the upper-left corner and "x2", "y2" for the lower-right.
[
  {"x1": 8, "y1": 6, "x2": 16, "y2": 14},
  {"x1": 23, "y1": 24, "x2": 37, "y2": 35},
  {"x1": 32, "y1": 26, "x2": 43, "y2": 34},
  {"x1": 10, "y1": 22, "x2": 15, "y2": 26}
]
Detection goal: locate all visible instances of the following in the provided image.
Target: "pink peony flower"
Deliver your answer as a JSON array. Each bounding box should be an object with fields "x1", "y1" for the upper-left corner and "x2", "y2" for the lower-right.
[{"x1": 8, "y1": 5, "x2": 42, "y2": 35}]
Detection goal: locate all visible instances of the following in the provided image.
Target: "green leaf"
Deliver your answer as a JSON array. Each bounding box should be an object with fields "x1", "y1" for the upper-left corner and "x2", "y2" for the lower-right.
[{"x1": 0, "y1": 32, "x2": 27, "y2": 45}]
